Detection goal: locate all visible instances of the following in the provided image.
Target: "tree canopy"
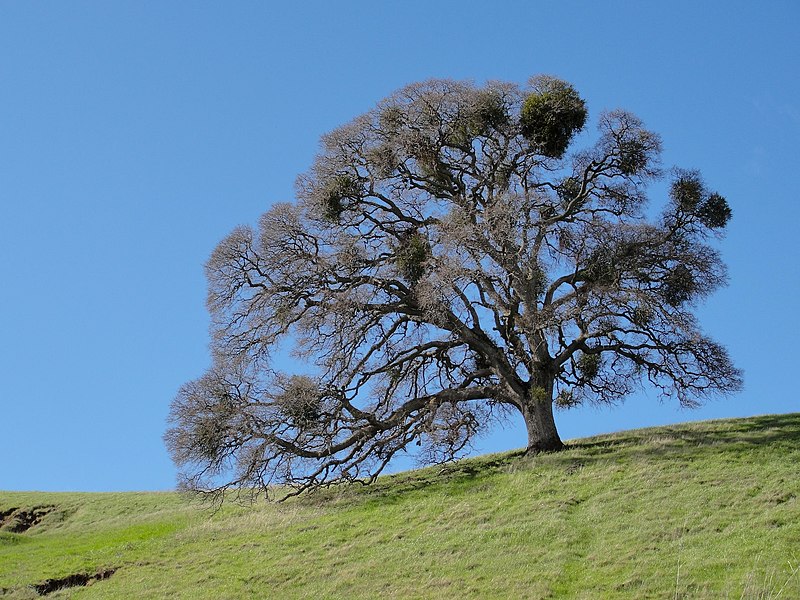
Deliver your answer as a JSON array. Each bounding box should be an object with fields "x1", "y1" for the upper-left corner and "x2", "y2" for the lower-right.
[{"x1": 166, "y1": 75, "x2": 742, "y2": 499}]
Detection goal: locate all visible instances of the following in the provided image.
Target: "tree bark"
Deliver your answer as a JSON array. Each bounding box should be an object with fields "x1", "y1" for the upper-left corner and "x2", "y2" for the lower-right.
[{"x1": 521, "y1": 379, "x2": 564, "y2": 453}]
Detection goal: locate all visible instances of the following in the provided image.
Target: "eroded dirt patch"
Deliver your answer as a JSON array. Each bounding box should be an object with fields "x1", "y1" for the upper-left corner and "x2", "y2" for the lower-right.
[
  {"x1": 0, "y1": 506, "x2": 56, "y2": 533},
  {"x1": 0, "y1": 506, "x2": 55, "y2": 533},
  {"x1": 32, "y1": 569, "x2": 117, "y2": 596}
]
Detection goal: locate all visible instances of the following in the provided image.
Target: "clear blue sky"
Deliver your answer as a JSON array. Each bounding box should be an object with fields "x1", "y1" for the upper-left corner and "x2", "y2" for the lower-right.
[{"x1": 1, "y1": 1, "x2": 798, "y2": 491}]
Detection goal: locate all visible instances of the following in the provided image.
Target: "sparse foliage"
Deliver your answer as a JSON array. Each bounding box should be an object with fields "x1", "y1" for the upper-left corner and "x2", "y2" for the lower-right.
[{"x1": 166, "y1": 75, "x2": 741, "y2": 499}]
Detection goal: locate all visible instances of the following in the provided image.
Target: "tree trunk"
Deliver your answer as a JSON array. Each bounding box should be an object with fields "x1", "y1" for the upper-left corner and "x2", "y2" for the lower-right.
[{"x1": 521, "y1": 380, "x2": 564, "y2": 453}]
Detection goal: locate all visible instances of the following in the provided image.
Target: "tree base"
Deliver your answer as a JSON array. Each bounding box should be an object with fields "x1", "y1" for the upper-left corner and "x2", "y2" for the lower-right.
[{"x1": 524, "y1": 439, "x2": 566, "y2": 455}]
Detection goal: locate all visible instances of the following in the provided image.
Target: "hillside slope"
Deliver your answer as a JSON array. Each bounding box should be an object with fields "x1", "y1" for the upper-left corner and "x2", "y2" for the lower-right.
[{"x1": 2, "y1": 414, "x2": 799, "y2": 599}]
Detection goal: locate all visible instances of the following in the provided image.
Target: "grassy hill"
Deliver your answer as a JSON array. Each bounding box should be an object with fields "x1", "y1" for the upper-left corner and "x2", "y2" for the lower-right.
[{"x1": 2, "y1": 414, "x2": 799, "y2": 599}]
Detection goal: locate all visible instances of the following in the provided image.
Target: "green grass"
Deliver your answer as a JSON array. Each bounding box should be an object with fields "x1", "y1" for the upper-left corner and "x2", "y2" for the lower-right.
[{"x1": 2, "y1": 413, "x2": 799, "y2": 598}]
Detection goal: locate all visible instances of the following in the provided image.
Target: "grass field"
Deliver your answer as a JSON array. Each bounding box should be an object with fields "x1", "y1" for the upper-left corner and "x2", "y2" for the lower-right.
[{"x1": 2, "y1": 413, "x2": 799, "y2": 598}]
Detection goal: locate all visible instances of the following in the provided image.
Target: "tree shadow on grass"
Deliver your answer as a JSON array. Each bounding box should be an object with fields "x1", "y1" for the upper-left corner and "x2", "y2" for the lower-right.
[
  {"x1": 546, "y1": 412, "x2": 800, "y2": 469},
  {"x1": 291, "y1": 413, "x2": 800, "y2": 507},
  {"x1": 298, "y1": 450, "x2": 527, "y2": 508}
]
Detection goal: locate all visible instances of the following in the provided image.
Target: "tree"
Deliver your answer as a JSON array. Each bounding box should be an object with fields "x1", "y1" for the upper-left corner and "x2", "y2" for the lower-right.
[{"x1": 166, "y1": 75, "x2": 742, "y2": 499}]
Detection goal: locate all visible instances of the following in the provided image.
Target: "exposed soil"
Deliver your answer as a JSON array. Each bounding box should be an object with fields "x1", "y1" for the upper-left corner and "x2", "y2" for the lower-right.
[
  {"x1": 32, "y1": 569, "x2": 117, "y2": 596},
  {"x1": 0, "y1": 506, "x2": 55, "y2": 533}
]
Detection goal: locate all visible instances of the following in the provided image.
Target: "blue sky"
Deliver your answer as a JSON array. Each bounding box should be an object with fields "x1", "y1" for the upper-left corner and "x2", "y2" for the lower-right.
[{"x1": 1, "y1": 1, "x2": 798, "y2": 491}]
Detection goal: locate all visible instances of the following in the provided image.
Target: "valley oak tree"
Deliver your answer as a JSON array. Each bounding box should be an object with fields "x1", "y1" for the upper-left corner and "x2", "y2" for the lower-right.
[{"x1": 166, "y1": 76, "x2": 742, "y2": 498}]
